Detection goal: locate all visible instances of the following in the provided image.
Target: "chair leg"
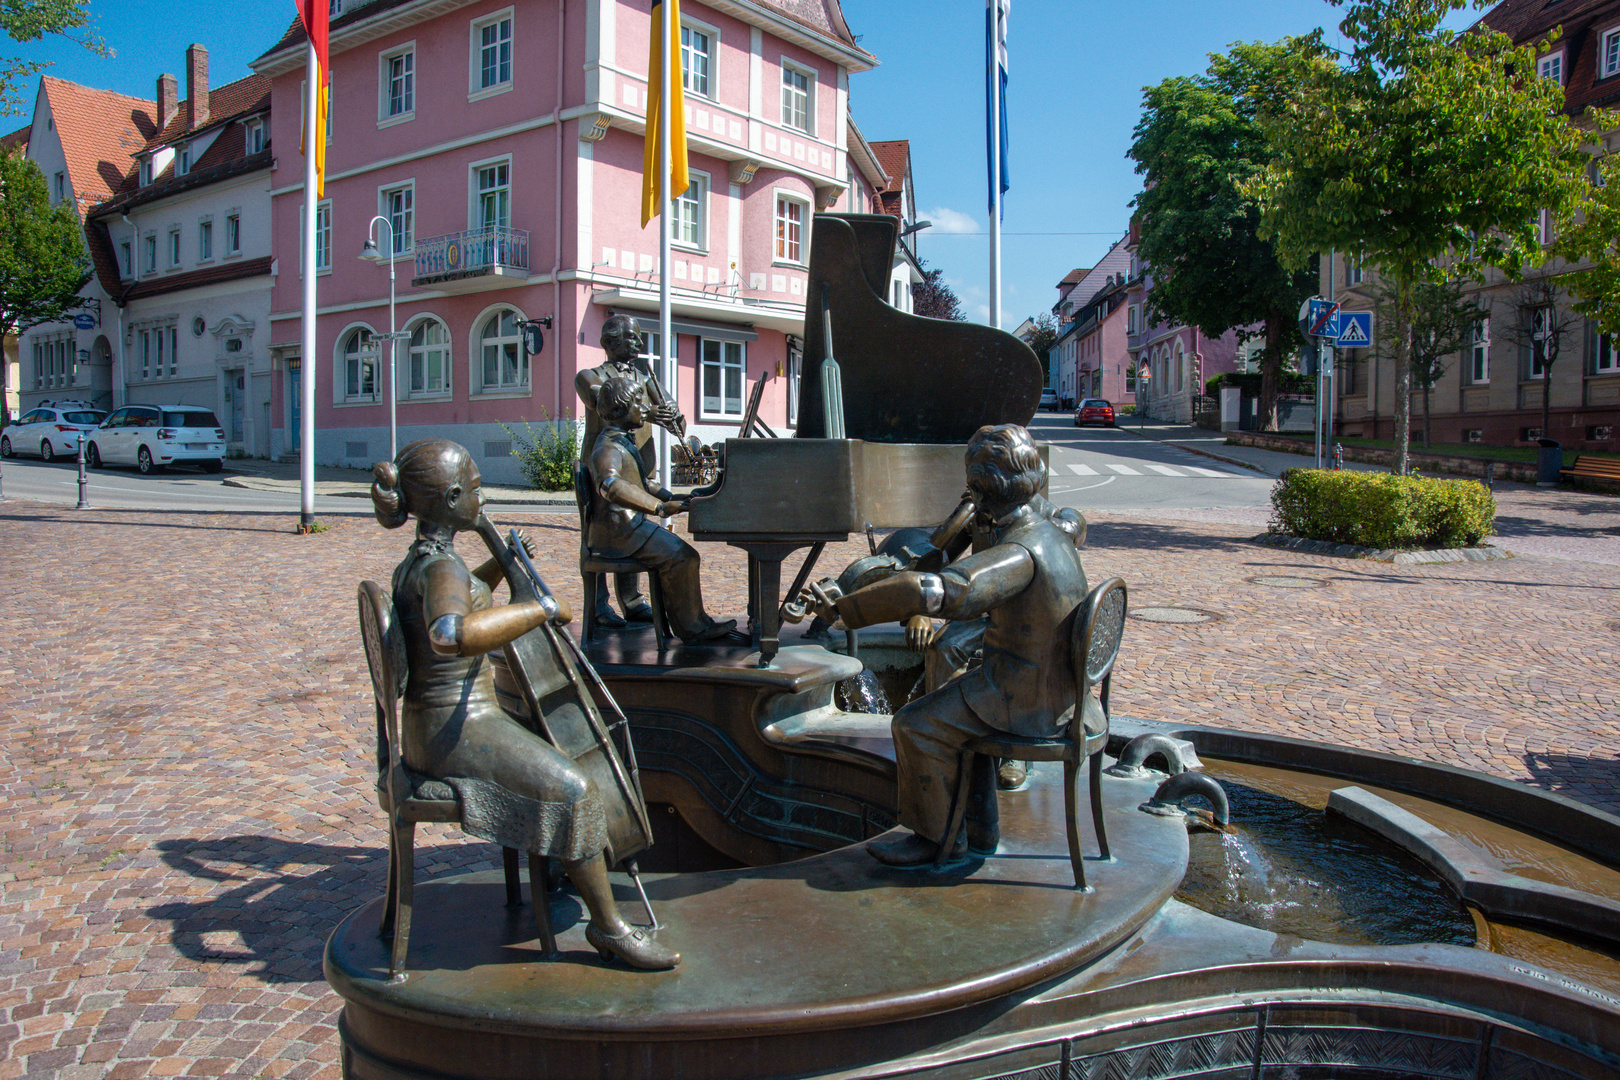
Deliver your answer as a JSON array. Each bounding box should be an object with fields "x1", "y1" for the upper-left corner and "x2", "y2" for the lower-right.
[
  {"x1": 528, "y1": 851, "x2": 557, "y2": 958},
  {"x1": 647, "y1": 575, "x2": 669, "y2": 652},
  {"x1": 503, "y1": 847, "x2": 521, "y2": 907},
  {"x1": 379, "y1": 820, "x2": 401, "y2": 938},
  {"x1": 1089, "y1": 751, "x2": 1110, "y2": 860},
  {"x1": 581, "y1": 572, "x2": 598, "y2": 643},
  {"x1": 1064, "y1": 758, "x2": 1087, "y2": 890},
  {"x1": 388, "y1": 820, "x2": 416, "y2": 978},
  {"x1": 935, "y1": 751, "x2": 976, "y2": 869}
]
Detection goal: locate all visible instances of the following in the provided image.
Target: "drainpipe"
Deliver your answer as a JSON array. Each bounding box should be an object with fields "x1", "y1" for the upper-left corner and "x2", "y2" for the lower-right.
[
  {"x1": 554, "y1": 0, "x2": 566, "y2": 421},
  {"x1": 117, "y1": 213, "x2": 139, "y2": 408}
]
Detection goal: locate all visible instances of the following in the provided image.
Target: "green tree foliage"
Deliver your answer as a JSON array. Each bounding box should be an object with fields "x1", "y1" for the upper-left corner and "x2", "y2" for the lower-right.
[
  {"x1": 2, "y1": 0, "x2": 110, "y2": 115},
  {"x1": 912, "y1": 259, "x2": 965, "y2": 322},
  {"x1": 1367, "y1": 276, "x2": 1478, "y2": 446},
  {"x1": 1129, "y1": 41, "x2": 1320, "y2": 431},
  {"x1": 0, "y1": 148, "x2": 91, "y2": 417},
  {"x1": 1555, "y1": 155, "x2": 1620, "y2": 338},
  {"x1": 1247, "y1": 0, "x2": 1588, "y2": 474},
  {"x1": 1025, "y1": 311, "x2": 1058, "y2": 383}
]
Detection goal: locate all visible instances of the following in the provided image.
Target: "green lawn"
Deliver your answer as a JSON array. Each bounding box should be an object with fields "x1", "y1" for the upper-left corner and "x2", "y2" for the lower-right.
[{"x1": 1252, "y1": 434, "x2": 1620, "y2": 466}]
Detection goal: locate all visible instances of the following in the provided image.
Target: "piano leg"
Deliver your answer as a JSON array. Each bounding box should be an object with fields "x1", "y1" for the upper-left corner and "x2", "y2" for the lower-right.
[{"x1": 732, "y1": 542, "x2": 808, "y2": 669}]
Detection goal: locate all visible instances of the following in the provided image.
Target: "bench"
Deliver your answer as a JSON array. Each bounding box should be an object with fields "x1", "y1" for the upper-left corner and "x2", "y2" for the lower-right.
[{"x1": 1559, "y1": 455, "x2": 1620, "y2": 485}]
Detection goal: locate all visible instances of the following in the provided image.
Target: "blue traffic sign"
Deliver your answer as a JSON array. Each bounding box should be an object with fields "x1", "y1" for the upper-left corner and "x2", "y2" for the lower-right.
[
  {"x1": 1308, "y1": 300, "x2": 1340, "y2": 338},
  {"x1": 1335, "y1": 311, "x2": 1372, "y2": 347}
]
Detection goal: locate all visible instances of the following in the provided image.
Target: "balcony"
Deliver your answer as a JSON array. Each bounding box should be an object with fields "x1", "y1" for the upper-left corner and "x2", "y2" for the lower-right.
[{"x1": 412, "y1": 226, "x2": 529, "y2": 292}]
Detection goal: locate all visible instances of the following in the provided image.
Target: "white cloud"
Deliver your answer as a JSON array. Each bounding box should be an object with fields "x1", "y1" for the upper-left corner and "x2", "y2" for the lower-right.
[{"x1": 921, "y1": 206, "x2": 981, "y2": 234}]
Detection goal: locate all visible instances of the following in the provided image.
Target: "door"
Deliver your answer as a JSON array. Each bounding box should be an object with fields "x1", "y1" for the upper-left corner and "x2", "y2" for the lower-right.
[
  {"x1": 286, "y1": 359, "x2": 301, "y2": 453},
  {"x1": 224, "y1": 369, "x2": 244, "y2": 443}
]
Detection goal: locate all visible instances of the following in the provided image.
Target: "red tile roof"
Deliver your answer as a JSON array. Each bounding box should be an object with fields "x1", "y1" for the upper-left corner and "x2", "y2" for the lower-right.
[
  {"x1": 39, "y1": 76, "x2": 156, "y2": 214},
  {"x1": 0, "y1": 123, "x2": 28, "y2": 155},
  {"x1": 868, "y1": 139, "x2": 909, "y2": 217},
  {"x1": 146, "y1": 74, "x2": 269, "y2": 151},
  {"x1": 1479, "y1": 0, "x2": 1620, "y2": 112}
]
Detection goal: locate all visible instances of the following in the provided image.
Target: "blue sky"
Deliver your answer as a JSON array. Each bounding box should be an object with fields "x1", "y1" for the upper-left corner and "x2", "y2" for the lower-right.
[{"x1": 10, "y1": 0, "x2": 1476, "y2": 327}]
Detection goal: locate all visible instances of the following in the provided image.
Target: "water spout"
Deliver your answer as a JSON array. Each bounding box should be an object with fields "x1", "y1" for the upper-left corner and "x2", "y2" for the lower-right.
[
  {"x1": 1140, "y1": 771, "x2": 1230, "y2": 829},
  {"x1": 1107, "y1": 733, "x2": 1203, "y2": 778},
  {"x1": 837, "y1": 669, "x2": 892, "y2": 715}
]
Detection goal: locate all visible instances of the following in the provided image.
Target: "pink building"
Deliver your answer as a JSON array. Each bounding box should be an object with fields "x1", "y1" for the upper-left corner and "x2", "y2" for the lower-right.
[{"x1": 251, "y1": 0, "x2": 875, "y2": 481}]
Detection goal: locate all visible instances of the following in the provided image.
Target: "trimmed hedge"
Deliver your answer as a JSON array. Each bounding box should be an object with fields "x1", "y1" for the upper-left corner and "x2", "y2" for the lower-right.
[{"x1": 1269, "y1": 469, "x2": 1496, "y2": 550}]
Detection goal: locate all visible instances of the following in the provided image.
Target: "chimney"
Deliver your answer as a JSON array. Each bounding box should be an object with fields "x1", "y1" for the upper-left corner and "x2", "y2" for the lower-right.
[
  {"x1": 186, "y1": 43, "x2": 209, "y2": 126},
  {"x1": 156, "y1": 74, "x2": 178, "y2": 129}
]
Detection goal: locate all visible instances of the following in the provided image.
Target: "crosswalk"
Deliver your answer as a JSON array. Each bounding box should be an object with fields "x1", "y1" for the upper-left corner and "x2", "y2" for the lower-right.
[{"x1": 1057, "y1": 461, "x2": 1247, "y2": 479}]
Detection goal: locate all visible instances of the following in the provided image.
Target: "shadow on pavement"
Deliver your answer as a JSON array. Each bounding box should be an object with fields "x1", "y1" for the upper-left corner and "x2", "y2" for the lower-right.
[
  {"x1": 1086, "y1": 521, "x2": 1257, "y2": 554},
  {"x1": 1522, "y1": 750, "x2": 1620, "y2": 803}
]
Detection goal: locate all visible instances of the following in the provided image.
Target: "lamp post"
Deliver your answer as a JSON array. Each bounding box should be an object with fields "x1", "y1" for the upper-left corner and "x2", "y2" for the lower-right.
[{"x1": 361, "y1": 216, "x2": 403, "y2": 461}]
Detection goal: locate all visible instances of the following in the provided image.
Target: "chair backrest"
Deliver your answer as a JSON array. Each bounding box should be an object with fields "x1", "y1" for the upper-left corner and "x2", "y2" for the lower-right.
[
  {"x1": 357, "y1": 580, "x2": 409, "y2": 802},
  {"x1": 1071, "y1": 577, "x2": 1128, "y2": 737}
]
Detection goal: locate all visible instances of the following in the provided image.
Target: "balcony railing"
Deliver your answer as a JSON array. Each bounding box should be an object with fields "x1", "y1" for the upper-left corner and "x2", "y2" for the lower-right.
[{"x1": 412, "y1": 226, "x2": 529, "y2": 286}]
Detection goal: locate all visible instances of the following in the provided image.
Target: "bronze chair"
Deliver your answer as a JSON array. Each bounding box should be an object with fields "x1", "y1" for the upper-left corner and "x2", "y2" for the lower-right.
[
  {"x1": 572, "y1": 461, "x2": 670, "y2": 649},
  {"x1": 357, "y1": 580, "x2": 554, "y2": 979},
  {"x1": 936, "y1": 576, "x2": 1128, "y2": 889}
]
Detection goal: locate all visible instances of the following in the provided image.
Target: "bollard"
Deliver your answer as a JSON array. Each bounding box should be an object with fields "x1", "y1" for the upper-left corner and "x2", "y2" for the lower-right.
[
  {"x1": 1332, "y1": 442, "x2": 1344, "y2": 471},
  {"x1": 75, "y1": 435, "x2": 90, "y2": 509},
  {"x1": 1483, "y1": 461, "x2": 1495, "y2": 492}
]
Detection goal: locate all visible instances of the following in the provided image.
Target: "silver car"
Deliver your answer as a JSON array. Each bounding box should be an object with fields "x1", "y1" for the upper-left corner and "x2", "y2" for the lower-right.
[
  {"x1": 88, "y1": 404, "x2": 226, "y2": 474},
  {"x1": 1, "y1": 401, "x2": 107, "y2": 461}
]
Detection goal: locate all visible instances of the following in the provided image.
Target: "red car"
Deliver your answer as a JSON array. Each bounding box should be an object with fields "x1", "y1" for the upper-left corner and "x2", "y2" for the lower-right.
[{"x1": 1073, "y1": 399, "x2": 1116, "y2": 427}]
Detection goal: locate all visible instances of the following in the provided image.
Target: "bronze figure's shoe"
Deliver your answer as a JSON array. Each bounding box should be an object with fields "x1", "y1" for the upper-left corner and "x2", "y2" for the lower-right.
[
  {"x1": 585, "y1": 923, "x2": 680, "y2": 970},
  {"x1": 966, "y1": 818, "x2": 999, "y2": 854},
  {"x1": 682, "y1": 618, "x2": 740, "y2": 644},
  {"x1": 865, "y1": 831, "x2": 964, "y2": 867},
  {"x1": 594, "y1": 604, "x2": 627, "y2": 629},
  {"x1": 997, "y1": 760, "x2": 1028, "y2": 790},
  {"x1": 621, "y1": 603, "x2": 656, "y2": 624}
]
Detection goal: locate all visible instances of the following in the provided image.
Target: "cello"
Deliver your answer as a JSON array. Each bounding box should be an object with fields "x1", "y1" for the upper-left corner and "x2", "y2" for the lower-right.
[{"x1": 473, "y1": 513, "x2": 659, "y2": 924}]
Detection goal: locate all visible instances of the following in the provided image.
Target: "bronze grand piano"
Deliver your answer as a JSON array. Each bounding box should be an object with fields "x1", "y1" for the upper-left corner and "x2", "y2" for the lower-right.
[{"x1": 688, "y1": 214, "x2": 1044, "y2": 665}]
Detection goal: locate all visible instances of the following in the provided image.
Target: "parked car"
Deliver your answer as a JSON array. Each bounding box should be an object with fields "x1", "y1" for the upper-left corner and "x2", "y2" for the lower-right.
[
  {"x1": 1073, "y1": 399, "x2": 1116, "y2": 427},
  {"x1": 1038, "y1": 388, "x2": 1060, "y2": 412},
  {"x1": 87, "y1": 405, "x2": 225, "y2": 474},
  {"x1": 0, "y1": 401, "x2": 107, "y2": 461}
]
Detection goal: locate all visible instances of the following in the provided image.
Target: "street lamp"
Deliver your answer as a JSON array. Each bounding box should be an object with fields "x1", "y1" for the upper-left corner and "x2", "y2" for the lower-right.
[{"x1": 361, "y1": 215, "x2": 407, "y2": 462}]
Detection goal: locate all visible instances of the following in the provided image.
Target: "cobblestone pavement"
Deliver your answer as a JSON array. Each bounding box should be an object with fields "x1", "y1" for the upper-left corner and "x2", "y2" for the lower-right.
[{"x1": 1, "y1": 492, "x2": 1618, "y2": 1078}]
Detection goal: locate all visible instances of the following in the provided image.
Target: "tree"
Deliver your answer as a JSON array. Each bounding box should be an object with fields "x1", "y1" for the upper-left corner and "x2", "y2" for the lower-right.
[
  {"x1": 0, "y1": 148, "x2": 91, "y2": 417},
  {"x1": 1247, "y1": 0, "x2": 1589, "y2": 474},
  {"x1": 1555, "y1": 154, "x2": 1620, "y2": 339},
  {"x1": 912, "y1": 260, "x2": 965, "y2": 322},
  {"x1": 1025, "y1": 311, "x2": 1059, "y2": 386},
  {"x1": 1130, "y1": 41, "x2": 1321, "y2": 431},
  {"x1": 1497, "y1": 277, "x2": 1579, "y2": 442},
  {"x1": 2, "y1": 0, "x2": 110, "y2": 115},
  {"x1": 1368, "y1": 277, "x2": 1477, "y2": 447}
]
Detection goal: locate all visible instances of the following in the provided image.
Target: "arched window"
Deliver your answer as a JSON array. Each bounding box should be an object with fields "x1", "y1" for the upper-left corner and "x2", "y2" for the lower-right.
[
  {"x1": 478, "y1": 307, "x2": 525, "y2": 391},
  {"x1": 1174, "y1": 340, "x2": 1185, "y2": 392},
  {"x1": 407, "y1": 316, "x2": 451, "y2": 396},
  {"x1": 340, "y1": 326, "x2": 375, "y2": 400}
]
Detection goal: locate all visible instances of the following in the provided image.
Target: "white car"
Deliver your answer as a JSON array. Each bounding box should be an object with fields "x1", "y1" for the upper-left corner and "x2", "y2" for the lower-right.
[
  {"x1": 1, "y1": 401, "x2": 107, "y2": 461},
  {"x1": 87, "y1": 404, "x2": 226, "y2": 474}
]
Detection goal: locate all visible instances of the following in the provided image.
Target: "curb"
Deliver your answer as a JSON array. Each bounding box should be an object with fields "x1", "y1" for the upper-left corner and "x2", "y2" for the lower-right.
[
  {"x1": 1121, "y1": 425, "x2": 1270, "y2": 475},
  {"x1": 1252, "y1": 532, "x2": 1513, "y2": 564},
  {"x1": 219, "y1": 476, "x2": 575, "y2": 505}
]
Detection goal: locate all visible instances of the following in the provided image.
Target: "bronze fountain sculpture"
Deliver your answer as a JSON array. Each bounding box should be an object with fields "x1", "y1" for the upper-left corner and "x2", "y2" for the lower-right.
[{"x1": 326, "y1": 214, "x2": 1620, "y2": 1080}]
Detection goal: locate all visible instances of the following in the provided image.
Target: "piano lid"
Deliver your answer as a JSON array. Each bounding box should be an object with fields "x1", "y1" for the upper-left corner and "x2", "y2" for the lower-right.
[{"x1": 795, "y1": 213, "x2": 1043, "y2": 444}]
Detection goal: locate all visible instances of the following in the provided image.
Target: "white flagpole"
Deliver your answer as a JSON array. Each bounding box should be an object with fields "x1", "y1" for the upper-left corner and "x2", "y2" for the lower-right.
[
  {"x1": 300, "y1": 41, "x2": 319, "y2": 530},
  {"x1": 988, "y1": 2, "x2": 1003, "y2": 331},
  {"x1": 658, "y1": 0, "x2": 674, "y2": 494}
]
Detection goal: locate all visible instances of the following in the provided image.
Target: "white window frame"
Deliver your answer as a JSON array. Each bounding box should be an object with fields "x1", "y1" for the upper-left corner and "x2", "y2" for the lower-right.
[
  {"x1": 470, "y1": 156, "x2": 511, "y2": 231},
  {"x1": 673, "y1": 170, "x2": 709, "y2": 251},
  {"x1": 316, "y1": 200, "x2": 332, "y2": 273},
  {"x1": 471, "y1": 304, "x2": 529, "y2": 395},
  {"x1": 336, "y1": 323, "x2": 378, "y2": 403},
  {"x1": 773, "y1": 190, "x2": 808, "y2": 265},
  {"x1": 198, "y1": 216, "x2": 213, "y2": 262},
  {"x1": 1346, "y1": 255, "x2": 1363, "y2": 286},
  {"x1": 1529, "y1": 305, "x2": 1552, "y2": 379},
  {"x1": 380, "y1": 180, "x2": 415, "y2": 254},
  {"x1": 52, "y1": 171, "x2": 64, "y2": 202},
  {"x1": 224, "y1": 211, "x2": 241, "y2": 257},
  {"x1": 681, "y1": 17, "x2": 718, "y2": 100},
  {"x1": 143, "y1": 233, "x2": 157, "y2": 273},
  {"x1": 119, "y1": 241, "x2": 131, "y2": 278},
  {"x1": 1603, "y1": 26, "x2": 1620, "y2": 79},
  {"x1": 176, "y1": 142, "x2": 191, "y2": 177},
  {"x1": 139, "y1": 157, "x2": 152, "y2": 187},
  {"x1": 167, "y1": 227, "x2": 182, "y2": 268},
  {"x1": 379, "y1": 42, "x2": 416, "y2": 126},
  {"x1": 1538, "y1": 208, "x2": 1554, "y2": 246},
  {"x1": 1539, "y1": 48, "x2": 1565, "y2": 85},
  {"x1": 1471, "y1": 316, "x2": 1490, "y2": 384},
  {"x1": 243, "y1": 117, "x2": 266, "y2": 155},
  {"x1": 1127, "y1": 305, "x2": 1139, "y2": 336},
  {"x1": 780, "y1": 58, "x2": 815, "y2": 135},
  {"x1": 1595, "y1": 326, "x2": 1618, "y2": 374},
  {"x1": 406, "y1": 314, "x2": 453, "y2": 398},
  {"x1": 469, "y1": 8, "x2": 515, "y2": 100},
  {"x1": 699, "y1": 337, "x2": 746, "y2": 419}
]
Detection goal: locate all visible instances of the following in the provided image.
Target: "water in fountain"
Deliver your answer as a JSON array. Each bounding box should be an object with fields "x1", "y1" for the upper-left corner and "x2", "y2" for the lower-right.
[
  {"x1": 837, "y1": 669, "x2": 893, "y2": 714},
  {"x1": 1176, "y1": 779, "x2": 1476, "y2": 948}
]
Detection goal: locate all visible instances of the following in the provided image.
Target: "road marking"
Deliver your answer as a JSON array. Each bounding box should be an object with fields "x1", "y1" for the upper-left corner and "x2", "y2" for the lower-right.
[
  {"x1": 1065, "y1": 462, "x2": 1098, "y2": 475},
  {"x1": 1184, "y1": 465, "x2": 1238, "y2": 478},
  {"x1": 1145, "y1": 464, "x2": 1184, "y2": 476},
  {"x1": 1048, "y1": 476, "x2": 1116, "y2": 494},
  {"x1": 1105, "y1": 464, "x2": 1142, "y2": 475}
]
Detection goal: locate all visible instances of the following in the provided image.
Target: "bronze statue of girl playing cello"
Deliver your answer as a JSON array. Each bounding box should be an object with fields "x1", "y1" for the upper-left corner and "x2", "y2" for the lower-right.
[{"x1": 371, "y1": 438, "x2": 677, "y2": 970}]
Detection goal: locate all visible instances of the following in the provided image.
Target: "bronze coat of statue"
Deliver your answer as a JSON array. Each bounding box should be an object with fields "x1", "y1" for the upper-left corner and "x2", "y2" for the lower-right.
[
  {"x1": 812, "y1": 425, "x2": 1096, "y2": 867},
  {"x1": 587, "y1": 378, "x2": 739, "y2": 644},
  {"x1": 372, "y1": 438, "x2": 678, "y2": 969},
  {"x1": 575, "y1": 314, "x2": 685, "y2": 628}
]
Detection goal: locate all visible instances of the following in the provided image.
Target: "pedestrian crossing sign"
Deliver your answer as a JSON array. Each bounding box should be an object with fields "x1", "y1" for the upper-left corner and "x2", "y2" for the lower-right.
[{"x1": 1335, "y1": 311, "x2": 1373, "y2": 347}]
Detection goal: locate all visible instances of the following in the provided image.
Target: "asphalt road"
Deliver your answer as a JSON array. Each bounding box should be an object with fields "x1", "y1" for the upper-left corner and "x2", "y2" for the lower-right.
[{"x1": 0, "y1": 457, "x2": 382, "y2": 515}]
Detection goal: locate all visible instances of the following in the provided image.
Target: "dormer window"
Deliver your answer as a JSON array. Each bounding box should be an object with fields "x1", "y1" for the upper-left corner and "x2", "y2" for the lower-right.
[
  {"x1": 329, "y1": 0, "x2": 342, "y2": 15},
  {"x1": 244, "y1": 118, "x2": 265, "y2": 155},
  {"x1": 176, "y1": 143, "x2": 191, "y2": 177},
  {"x1": 139, "y1": 158, "x2": 152, "y2": 186}
]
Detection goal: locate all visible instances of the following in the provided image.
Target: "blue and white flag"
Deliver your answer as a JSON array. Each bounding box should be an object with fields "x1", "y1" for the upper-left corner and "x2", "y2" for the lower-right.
[{"x1": 987, "y1": 0, "x2": 1009, "y2": 219}]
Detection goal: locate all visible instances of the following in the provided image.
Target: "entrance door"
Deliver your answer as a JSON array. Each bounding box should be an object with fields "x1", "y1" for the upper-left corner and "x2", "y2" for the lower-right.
[
  {"x1": 286, "y1": 359, "x2": 301, "y2": 453},
  {"x1": 224, "y1": 369, "x2": 245, "y2": 443}
]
